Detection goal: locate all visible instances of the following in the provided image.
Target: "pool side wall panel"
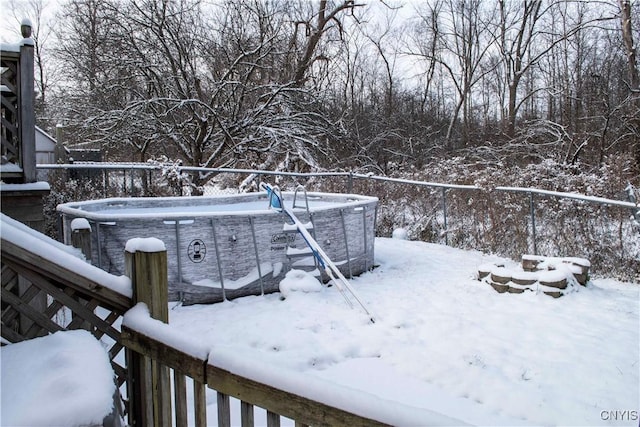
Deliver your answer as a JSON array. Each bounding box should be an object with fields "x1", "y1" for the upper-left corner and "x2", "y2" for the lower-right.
[{"x1": 59, "y1": 193, "x2": 377, "y2": 303}]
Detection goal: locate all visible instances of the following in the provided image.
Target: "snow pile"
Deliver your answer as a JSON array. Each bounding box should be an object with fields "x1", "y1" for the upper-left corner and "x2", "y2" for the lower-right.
[
  {"x1": 124, "y1": 237, "x2": 167, "y2": 253},
  {"x1": 392, "y1": 227, "x2": 408, "y2": 240},
  {"x1": 170, "y1": 238, "x2": 639, "y2": 426},
  {"x1": 70, "y1": 217, "x2": 90, "y2": 231},
  {"x1": 1, "y1": 330, "x2": 116, "y2": 426},
  {"x1": 279, "y1": 269, "x2": 323, "y2": 298}
]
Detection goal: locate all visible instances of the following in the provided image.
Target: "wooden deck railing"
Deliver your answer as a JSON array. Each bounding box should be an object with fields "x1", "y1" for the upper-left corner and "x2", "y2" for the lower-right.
[
  {"x1": 1, "y1": 215, "x2": 412, "y2": 426},
  {"x1": 120, "y1": 317, "x2": 392, "y2": 427},
  {"x1": 1, "y1": 224, "x2": 131, "y2": 389}
]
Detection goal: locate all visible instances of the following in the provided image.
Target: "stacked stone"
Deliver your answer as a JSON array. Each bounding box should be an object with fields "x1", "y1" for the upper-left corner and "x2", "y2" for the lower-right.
[{"x1": 478, "y1": 255, "x2": 590, "y2": 298}]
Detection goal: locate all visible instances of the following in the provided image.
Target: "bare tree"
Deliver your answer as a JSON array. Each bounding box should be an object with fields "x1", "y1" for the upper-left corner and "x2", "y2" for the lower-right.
[
  {"x1": 5, "y1": 0, "x2": 59, "y2": 127},
  {"x1": 52, "y1": 0, "x2": 363, "y2": 190},
  {"x1": 287, "y1": 0, "x2": 364, "y2": 86},
  {"x1": 618, "y1": 0, "x2": 640, "y2": 168},
  {"x1": 409, "y1": 0, "x2": 497, "y2": 148}
]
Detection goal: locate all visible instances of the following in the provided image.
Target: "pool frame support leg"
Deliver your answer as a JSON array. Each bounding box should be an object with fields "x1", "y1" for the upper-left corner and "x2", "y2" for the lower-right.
[
  {"x1": 174, "y1": 221, "x2": 183, "y2": 283},
  {"x1": 373, "y1": 204, "x2": 378, "y2": 269},
  {"x1": 340, "y1": 209, "x2": 353, "y2": 278},
  {"x1": 249, "y1": 216, "x2": 265, "y2": 295},
  {"x1": 96, "y1": 222, "x2": 103, "y2": 269},
  {"x1": 210, "y1": 219, "x2": 226, "y2": 300},
  {"x1": 361, "y1": 206, "x2": 369, "y2": 272}
]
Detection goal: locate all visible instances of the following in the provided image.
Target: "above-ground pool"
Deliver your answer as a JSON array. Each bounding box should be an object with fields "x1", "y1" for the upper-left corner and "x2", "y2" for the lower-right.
[{"x1": 58, "y1": 191, "x2": 378, "y2": 304}]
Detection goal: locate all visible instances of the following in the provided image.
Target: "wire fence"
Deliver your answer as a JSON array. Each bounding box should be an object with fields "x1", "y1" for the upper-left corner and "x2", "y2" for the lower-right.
[{"x1": 38, "y1": 163, "x2": 640, "y2": 281}]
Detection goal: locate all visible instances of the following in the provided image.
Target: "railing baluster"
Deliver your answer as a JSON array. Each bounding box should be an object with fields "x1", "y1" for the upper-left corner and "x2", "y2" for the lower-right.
[
  {"x1": 156, "y1": 361, "x2": 172, "y2": 427},
  {"x1": 194, "y1": 380, "x2": 207, "y2": 427},
  {"x1": 217, "y1": 392, "x2": 231, "y2": 427},
  {"x1": 266, "y1": 410, "x2": 281, "y2": 427},
  {"x1": 174, "y1": 373, "x2": 188, "y2": 427},
  {"x1": 442, "y1": 187, "x2": 448, "y2": 245},
  {"x1": 141, "y1": 355, "x2": 154, "y2": 426},
  {"x1": 241, "y1": 401, "x2": 254, "y2": 427}
]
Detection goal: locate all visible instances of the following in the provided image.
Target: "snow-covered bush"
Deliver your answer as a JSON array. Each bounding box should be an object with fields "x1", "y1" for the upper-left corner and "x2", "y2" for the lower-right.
[
  {"x1": 146, "y1": 157, "x2": 192, "y2": 196},
  {"x1": 43, "y1": 170, "x2": 106, "y2": 239},
  {"x1": 342, "y1": 154, "x2": 639, "y2": 282}
]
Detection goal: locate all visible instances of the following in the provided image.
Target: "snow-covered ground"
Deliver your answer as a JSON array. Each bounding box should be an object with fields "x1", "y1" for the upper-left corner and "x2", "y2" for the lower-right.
[{"x1": 169, "y1": 237, "x2": 640, "y2": 426}]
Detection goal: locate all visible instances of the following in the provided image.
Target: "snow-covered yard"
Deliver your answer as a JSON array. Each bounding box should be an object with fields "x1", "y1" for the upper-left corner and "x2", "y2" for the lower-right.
[
  {"x1": 169, "y1": 237, "x2": 639, "y2": 426},
  {"x1": 1, "y1": 225, "x2": 637, "y2": 426}
]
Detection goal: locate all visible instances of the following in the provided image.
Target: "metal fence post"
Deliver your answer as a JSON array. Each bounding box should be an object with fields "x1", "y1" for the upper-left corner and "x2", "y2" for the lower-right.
[
  {"x1": 442, "y1": 187, "x2": 448, "y2": 246},
  {"x1": 347, "y1": 173, "x2": 353, "y2": 193},
  {"x1": 529, "y1": 191, "x2": 537, "y2": 255}
]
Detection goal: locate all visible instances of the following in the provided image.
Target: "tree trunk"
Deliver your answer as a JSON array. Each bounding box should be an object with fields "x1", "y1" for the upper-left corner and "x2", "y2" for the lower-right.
[
  {"x1": 618, "y1": 0, "x2": 640, "y2": 170},
  {"x1": 619, "y1": 0, "x2": 639, "y2": 91}
]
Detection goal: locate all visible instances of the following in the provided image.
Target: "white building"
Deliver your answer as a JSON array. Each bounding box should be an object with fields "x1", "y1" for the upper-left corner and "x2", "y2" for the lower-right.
[{"x1": 35, "y1": 126, "x2": 57, "y2": 165}]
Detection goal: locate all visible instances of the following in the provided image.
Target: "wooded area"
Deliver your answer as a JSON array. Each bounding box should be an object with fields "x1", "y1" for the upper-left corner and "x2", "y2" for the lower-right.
[{"x1": 4, "y1": 0, "x2": 640, "y2": 189}]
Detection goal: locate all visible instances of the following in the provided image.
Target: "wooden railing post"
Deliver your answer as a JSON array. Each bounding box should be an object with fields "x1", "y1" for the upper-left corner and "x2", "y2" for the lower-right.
[
  {"x1": 125, "y1": 239, "x2": 171, "y2": 427},
  {"x1": 68, "y1": 218, "x2": 93, "y2": 331},
  {"x1": 70, "y1": 218, "x2": 92, "y2": 261}
]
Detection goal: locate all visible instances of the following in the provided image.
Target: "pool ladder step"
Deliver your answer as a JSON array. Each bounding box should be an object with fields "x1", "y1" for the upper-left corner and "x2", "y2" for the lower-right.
[
  {"x1": 283, "y1": 223, "x2": 318, "y2": 268},
  {"x1": 283, "y1": 185, "x2": 319, "y2": 271},
  {"x1": 283, "y1": 221, "x2": 313, "y2": 231},
  {"x1": 286, "y1": 245, "x2": 314, "y2": 256}
]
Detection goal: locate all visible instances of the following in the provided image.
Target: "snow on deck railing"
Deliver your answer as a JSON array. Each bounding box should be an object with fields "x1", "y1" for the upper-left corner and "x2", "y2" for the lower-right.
[{"x1": 0, "y1": 213, "x2": 132, "y2": 298}]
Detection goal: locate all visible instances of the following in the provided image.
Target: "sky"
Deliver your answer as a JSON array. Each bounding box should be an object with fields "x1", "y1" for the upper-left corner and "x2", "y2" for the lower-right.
[
  {"x1": 0, "y1": 0, "x2": 415, "y2": 43},
  {"x1": 0, "y1": 0, "x2": 50, "y2": 42}
]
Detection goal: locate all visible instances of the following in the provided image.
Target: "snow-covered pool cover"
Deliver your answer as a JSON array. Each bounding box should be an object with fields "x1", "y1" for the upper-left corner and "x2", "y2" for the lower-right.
[
  {"x1": 57, "y1": 192, "x2": 377, "y2": 220},
  {"x1": 1, "y1": 330, "x2": 115, "y2": 426}
]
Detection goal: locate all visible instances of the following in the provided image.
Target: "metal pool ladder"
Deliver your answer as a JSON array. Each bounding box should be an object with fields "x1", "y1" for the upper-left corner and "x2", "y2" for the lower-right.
[{"x1": 262, "y1": 183, "x2": 375, "y2": 322}]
